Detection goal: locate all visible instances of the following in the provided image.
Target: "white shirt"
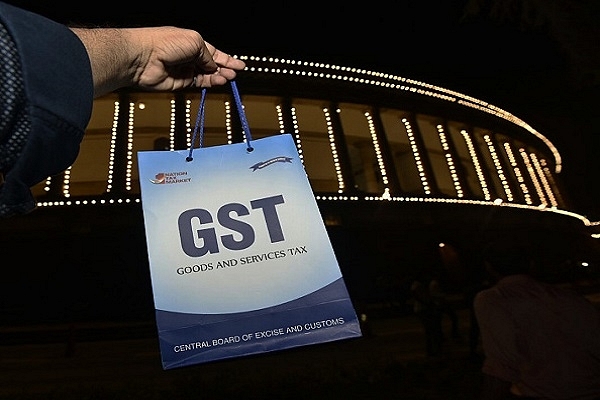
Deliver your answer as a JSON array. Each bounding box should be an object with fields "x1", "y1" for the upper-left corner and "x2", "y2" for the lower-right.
[{"x1": 474, "y1": 274, "x2": 600, "y2": 399}]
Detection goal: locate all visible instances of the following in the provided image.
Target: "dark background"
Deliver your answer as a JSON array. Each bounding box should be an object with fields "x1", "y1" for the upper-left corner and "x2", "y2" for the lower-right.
[
  {"x1": 1, "y1": 4, "x2": 599, "y2": 398},
  {"x1": 7, "y1": 0, "x2": 600, "y2": 218}
]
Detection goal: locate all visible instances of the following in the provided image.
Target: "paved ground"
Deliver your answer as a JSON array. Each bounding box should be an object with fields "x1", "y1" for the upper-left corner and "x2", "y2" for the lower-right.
[
  {"x1": 3, "y1": 290, "x2": 599, "y2": 399},
  {"x1": 0, "y1": 308, "x2": 484, "y2": 400}
]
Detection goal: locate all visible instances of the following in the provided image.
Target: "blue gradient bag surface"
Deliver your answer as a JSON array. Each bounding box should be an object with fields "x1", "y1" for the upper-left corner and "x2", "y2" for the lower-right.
[{"x1": 137, "y1": 87, "x2": 361, "y2": 369}]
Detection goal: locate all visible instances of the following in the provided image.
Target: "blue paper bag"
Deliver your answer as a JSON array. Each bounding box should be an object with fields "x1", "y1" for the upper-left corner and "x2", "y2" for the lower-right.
[{"x1": 138, "y1": 125, "x2": 362, "y2": 369}]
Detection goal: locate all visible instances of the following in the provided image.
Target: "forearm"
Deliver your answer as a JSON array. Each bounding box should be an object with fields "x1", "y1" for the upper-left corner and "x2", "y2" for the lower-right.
[{"x1": 70, "y1": 27, "x2": 136, "y2": 98}]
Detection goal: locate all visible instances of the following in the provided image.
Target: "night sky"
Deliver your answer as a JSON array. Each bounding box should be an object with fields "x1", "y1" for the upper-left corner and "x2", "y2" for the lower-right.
[{"x1": 8, "y1": 0, "x2": 600, "y2": 219}]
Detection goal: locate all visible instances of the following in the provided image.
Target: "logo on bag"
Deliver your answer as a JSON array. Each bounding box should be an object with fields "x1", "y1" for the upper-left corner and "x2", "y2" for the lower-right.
[
  {"x1": 149, "y1": 171, "x2": 191, "y2": 184},
  {"x1": 250, "y1": 156, "x2": 293, "y2": 171},
  {"x1": 178, "y1": 194, "x2": 286, "y2": 257}
]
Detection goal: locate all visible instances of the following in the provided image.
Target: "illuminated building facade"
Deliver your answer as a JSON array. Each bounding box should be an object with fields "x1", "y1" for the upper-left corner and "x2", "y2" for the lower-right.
[{"x1": 3, "y1": 56, "x2": 599, "y2": 320}]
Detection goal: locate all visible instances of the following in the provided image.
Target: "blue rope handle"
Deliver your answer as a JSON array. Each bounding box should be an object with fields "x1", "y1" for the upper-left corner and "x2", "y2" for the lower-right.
[
  {"x1": 230, "y1": 80, "x2": 254, "y2": 152},
  {"x1": 187, "y1": 81, "x2": 253, "y2": 162},
  {"x1": 186, "y1": 87, "x2": 207, "y2": 161}
]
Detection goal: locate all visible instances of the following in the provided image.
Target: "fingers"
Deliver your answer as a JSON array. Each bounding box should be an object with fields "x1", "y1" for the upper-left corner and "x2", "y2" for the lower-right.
[
  {"x1": 216, "y1": 66, "x2": 239, "y2": 80},
  {"x1": 211, "y1": 49, "x2": 246, "y2": 71},
  {"x1": 195, "y1": 72, "x2": 228, "y2": 88},
  {"x1": 193, "y1": 43, "x2": 245, "y2": 88},
  {"x1": 202, "y1": 42, "x2": 245, "y2": 73},
  {"x1": 191, "y1": 65, "x2": 242, "y2": 88},
  {"x1": 196, "y1": 42, "x2": 218, "y2": 75}
]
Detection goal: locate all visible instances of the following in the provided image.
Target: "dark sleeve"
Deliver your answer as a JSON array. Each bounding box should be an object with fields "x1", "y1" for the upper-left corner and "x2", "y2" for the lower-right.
[{"x1": 0, "y1": 1, "x2": 93, "y2": 217}]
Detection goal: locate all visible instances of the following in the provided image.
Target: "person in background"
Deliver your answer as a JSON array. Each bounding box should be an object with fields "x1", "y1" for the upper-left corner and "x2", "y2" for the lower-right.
[
  {"x1": 428, "y1": 269, "x2": 462, "y2": 343},
  {"x1": 474, "y1": 235, "x2": 600, "y2": 400},
  {"x1": 409, "y1": 272, "x2": 444, "y2": 357},
  {"x1": 0, "y1": 1, "x2": 245, "y2": 218},
  {"x1": 464, "y1": 268, "x2": 490, "y2": 361}
]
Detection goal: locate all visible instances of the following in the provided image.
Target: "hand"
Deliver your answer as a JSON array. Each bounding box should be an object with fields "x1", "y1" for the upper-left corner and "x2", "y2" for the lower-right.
[
  {"x1": 71, "y1": 26, "x2": 246, "y2": 97},
  {"x1": 131, "y1": 27, "x2": 246, "y2": 90}
]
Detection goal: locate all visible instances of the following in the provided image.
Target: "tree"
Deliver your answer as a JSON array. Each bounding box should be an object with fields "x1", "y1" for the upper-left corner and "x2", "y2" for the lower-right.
[{"x1": 462, "y1": 0, "x2": 600, "y2": 89}]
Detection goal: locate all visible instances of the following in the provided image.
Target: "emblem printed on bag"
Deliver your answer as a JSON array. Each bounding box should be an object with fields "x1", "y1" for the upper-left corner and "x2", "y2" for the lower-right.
[
  {"x1": 149, "y1": 171, "x2": 191, "y2": 184},
  {"x1": 250, "y1": 156, "x2": 293, "y2": 171}
]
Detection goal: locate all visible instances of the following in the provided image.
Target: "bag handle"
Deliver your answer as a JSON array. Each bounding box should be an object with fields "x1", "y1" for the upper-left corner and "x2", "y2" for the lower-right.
[{"x1": 186, "y1": 80, "x2": 254, "y2": 162}]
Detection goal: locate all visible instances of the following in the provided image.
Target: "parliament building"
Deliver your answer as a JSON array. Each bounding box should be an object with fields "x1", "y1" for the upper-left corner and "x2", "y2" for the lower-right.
[{"x1": 3, "y1": 55, "x2": 599, "y2": 322}]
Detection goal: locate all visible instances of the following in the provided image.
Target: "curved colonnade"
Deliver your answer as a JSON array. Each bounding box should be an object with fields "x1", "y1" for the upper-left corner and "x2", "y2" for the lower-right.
[{"x1": 4, "y1": 55, "x2": 598, "y2": 315}]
